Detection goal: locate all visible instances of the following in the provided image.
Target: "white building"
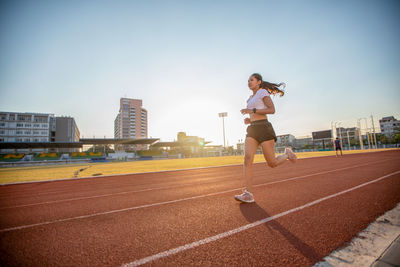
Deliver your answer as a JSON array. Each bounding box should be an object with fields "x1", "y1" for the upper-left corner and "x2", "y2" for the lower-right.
[
  {"x1": 294, "y1": 136, "x2": 313, "y2": 148},
  {"x1": 276, "y1": 134, "x2": 296, "y2": 147},
  {"x1": 0, "y1": 112, "x2": 56, "y2": 143},
  {"x1": 0, "y1": 112, "x2": 80, "y2": 153},
  {"x1": 0, "y1": 112, "x2": 56, "y2": 153},
  {"x1": 379, "y1": 116, "x2": 400, "y2": 137}
]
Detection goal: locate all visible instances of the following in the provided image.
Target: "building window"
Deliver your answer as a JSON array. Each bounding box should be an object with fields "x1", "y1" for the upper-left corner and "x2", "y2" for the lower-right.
[
  {"x1": 0, "y1": 130, "x2": 4, "y2": 135},
  {"x1": 25, "y1": 131, "x2": 31, "y2": 135},
  {"x1": 0, "y1": 123, "x2": 5, "y2": 127},
  {"x1": 17, "y1": 123, "x2": 24, "y2": 127},
  {"x1": 25, "y1": 124, "x2": 31, "y2": 127},
  {"x1": 34, "y1": 124, "x2": 40, "y2": 128},
  {"x1": 41, "y1": 131, "x2": 47, "y2": 135},
  {"x1": 16, "y1": 131, "x2": 23, "y2": 135},
  {"x1": 42, "y1": 124, "x2": 48, "y2": 128}
]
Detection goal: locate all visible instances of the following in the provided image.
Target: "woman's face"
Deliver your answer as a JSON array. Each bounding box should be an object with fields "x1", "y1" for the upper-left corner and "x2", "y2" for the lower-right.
[{"x1": 248, "y1": 76, "x2": 261, "y2": 90}]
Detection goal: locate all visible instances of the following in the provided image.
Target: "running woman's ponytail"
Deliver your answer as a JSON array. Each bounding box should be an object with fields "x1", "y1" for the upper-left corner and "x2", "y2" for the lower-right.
[{"x1": 251, "y1": 73, "x2": 285, "y2": 97}]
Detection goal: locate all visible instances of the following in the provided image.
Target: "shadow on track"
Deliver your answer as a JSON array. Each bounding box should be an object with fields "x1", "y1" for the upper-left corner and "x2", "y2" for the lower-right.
[{"x1": 239, "y1": 202, "x2": 322, "y2": 263}]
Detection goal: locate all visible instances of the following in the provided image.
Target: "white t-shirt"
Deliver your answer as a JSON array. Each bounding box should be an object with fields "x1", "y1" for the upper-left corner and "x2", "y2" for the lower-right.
[{"x1": 246, "y1": 89, "x2": 270, "y2": 109}]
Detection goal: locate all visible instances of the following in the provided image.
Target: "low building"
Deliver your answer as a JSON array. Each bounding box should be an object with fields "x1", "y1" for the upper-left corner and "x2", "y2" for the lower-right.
[
  {"x1": 151, "y1": 132, "x2": 210, "y2": 157},
  {"x1": 55, "y1": 116, "x2": 80, "y2": 152},
  {"x1": 311, "y1": 130, "x2": 332, "y2": 149},
  {"x1": 0, "y1": 111, "x2": 56, "y2": 153},
  {"x1": 0, "y1": 111, "x2": 80, "y2": 153},
  {"x1": 276, "y1": 134, "x2": 296, "y2": 147},
  {"x1": 379, "y1": 116, "x2": 400, "y2": 137},
  {"x1": 336, "y1": 127, "x2": 360, "y2": 147},
  {"x1": 294, "y1": 136, "x2": 313, "y2": 149}
]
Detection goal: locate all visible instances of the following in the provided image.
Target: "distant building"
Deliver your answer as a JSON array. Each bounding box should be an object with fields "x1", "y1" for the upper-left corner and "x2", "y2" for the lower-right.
[
  {"x1": 55, "y1": 117, "x2": 80, "y2": 152},
  {"x1": 114, "y1": 98, "x2": 148, "y2": 150},
  {"x1": 311, "y1": 130, "x2": 332, "y2": 149},
  {"x1": 336, "y1": 127, "x2": 359, "y2": 139},
  {"x1": 114, "y1": 98, "x2": 148, "y2": 139},
  {"x1": 294, "y1": 136, "x2": 313, "y2": 149},
  {"x1": 379, "y1": 116, "x2": 400, "y2": 137},
  {"x1": 0, "y1": 111, "x2": 80, "y2": 153},
  {"x1": 276, "y1": 134, "x2": 296, "y2": 147},
  {"x1": 0, "y1": 112, "x2": 56, "y2": 153},
  {"x1": 152, "y1": 132, "x2": 209, "y2": 157},
  {"x1": 336, "y1": 127, "x2": 360, "y2": 147}
]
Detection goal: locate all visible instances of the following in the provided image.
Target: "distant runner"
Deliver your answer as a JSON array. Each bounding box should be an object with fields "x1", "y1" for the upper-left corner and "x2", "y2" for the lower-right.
[
  {"x1": 235, "y1": 73, "x2": 297, "y2": 203},
  {"x1": 335, "y1": 137, "x2": 343, "y2": 157}
]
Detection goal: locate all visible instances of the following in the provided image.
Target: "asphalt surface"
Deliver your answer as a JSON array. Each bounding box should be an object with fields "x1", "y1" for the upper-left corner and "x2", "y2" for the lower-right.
[{"x1": 0, "y1": 150, "x2": 399, "y2": 267}]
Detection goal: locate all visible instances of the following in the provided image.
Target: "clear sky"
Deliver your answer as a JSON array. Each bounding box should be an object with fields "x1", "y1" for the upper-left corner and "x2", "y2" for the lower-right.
[{"x1": 1, "y1": 0, "x2": 399, "y2": 146}]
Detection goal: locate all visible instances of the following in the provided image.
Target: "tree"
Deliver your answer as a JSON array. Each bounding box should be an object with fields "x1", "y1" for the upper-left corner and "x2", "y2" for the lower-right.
[
  {"x1": 394, "y1": 133, "x2": 400, "y2": 144},
  {"x1": 379, "y1": 134, "x2": 388, "y2": 144}
]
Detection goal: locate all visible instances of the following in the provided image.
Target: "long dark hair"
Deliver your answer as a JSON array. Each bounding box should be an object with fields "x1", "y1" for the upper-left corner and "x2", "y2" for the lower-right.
[{"x1": 251, "y1": 73, "x2": 285, "y2": 97}]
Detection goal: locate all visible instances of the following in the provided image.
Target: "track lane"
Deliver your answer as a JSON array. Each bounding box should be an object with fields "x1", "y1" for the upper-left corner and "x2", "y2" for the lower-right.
[
  {"x1": 0, "y1": 151, "x2": 396, "y2": 203},
  {"x1": 0, "y1": 157, "x2": 396, "y2": 230},
  {"x1": 0, "y1": 151, "x2": 397, "y2": 209}
]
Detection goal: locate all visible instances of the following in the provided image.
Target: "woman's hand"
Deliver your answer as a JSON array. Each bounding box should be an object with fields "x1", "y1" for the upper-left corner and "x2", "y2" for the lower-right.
[
  {"x1": 240, "y1": 108, "x2": 251, "y2": 115},
  {"x1": 244, "y1": 118, "x2": 251, "y2": 124}
]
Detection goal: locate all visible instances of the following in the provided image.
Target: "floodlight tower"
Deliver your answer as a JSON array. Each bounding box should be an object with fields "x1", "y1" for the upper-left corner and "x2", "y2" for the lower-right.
[
  {"x1": 371, "y1": 115, "x2": 377, "y2": 149},
  {"x1": 357, "y1": 118, "x2": 364, "y2": 150},
  {"x1": 218, "y1": 112, "x2": 228, "y2": 148},
  {"x1": 363, "y1": 118, "x2": 371, "y2": 149}
]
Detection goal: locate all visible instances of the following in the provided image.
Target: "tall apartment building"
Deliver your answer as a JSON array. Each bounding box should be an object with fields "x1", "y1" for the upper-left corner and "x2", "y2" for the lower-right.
[
  {"x1": 114, "y1": 98, "x2": 148, "y2": 139},
  {"x1": 379, "y1": 116, "x2": 400, "y2": 137}
]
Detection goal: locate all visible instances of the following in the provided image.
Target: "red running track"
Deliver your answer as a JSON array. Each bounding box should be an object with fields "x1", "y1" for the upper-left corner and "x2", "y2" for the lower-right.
[{"x1": 0, "y1": 150, "x2": 399, "y2": 266}]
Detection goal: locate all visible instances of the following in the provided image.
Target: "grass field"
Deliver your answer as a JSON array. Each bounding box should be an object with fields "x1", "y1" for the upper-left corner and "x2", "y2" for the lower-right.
[{"x1": 0, "y1": 148, "x2": 397, "y2": 184}]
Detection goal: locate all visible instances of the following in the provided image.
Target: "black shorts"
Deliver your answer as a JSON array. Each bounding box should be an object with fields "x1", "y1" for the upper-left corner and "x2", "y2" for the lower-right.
[
  {"x1": 335, "y1": 146, "x2": 342, "y2": 151},
  {"x1": 246, "y1": 119, "x2": 277, "y2": 143}
]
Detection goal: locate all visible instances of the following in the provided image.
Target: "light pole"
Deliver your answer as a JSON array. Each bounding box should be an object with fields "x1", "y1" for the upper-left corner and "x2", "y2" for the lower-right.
[
  {"x1": 357, "y1": 118, "x2": 364, "y2": 150},
  {"x1": 331, "y1": 121, "x2": 336, "y2": 147},
  {"x1": 371, "y1": 115, "x2": 377, "y2": 149},
  {"x1": 347, "y1": 130, "x2": 351, "y2": 150},
  {"x1": 218, "y1": 112, "x2": 228, "y2": 148},
  {"x1": 363, "y1": 118, "x2": 371, "y2": 149}
]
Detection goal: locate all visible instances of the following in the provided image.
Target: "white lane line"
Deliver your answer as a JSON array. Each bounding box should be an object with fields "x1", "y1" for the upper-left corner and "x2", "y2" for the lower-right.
[
  {"x1": 121, "y1": 170, "x2": 400, "y2": 267},
  {"x1": 0, "y1": 159, "x2": 389, "y2": 209},
  {"x1": 0, "y1": 160, "x2": 394, "y2": 233}
]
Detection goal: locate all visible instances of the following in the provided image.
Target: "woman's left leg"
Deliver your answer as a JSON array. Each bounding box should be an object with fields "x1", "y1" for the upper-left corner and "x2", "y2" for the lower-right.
[{"x1": 260, "y1": 140, "x2": 294, "y2": 168}]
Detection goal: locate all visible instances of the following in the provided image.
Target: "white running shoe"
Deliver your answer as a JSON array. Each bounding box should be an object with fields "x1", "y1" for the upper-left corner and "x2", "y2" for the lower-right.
[
  {"x1": 285, "y1": 147, "x2": 297, "y2": 163},
  {"x1": 234, "y1": 190, "x2": 255, "y2": 203}
]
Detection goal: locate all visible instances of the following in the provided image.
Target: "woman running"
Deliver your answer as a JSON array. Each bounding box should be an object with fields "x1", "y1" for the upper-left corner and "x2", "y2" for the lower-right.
[{"x1": 235, "y1": 73, "x2": 297, "y2": 203}]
